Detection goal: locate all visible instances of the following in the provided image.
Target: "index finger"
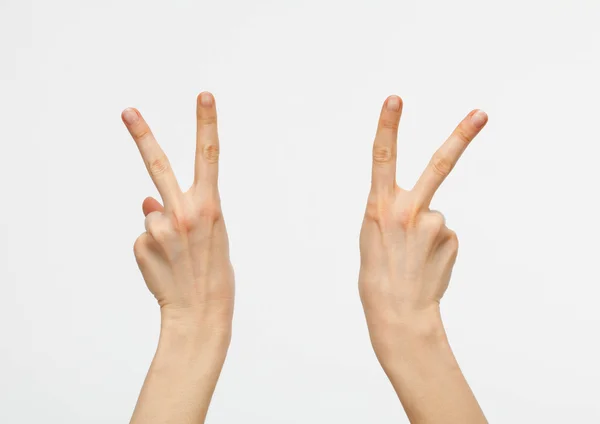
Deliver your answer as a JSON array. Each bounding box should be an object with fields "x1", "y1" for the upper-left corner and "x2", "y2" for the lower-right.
[
  {"x1": 412, "y1": 109, "x2": 488, "y2": 207},
  {"x1": 122, "y1": 107, "x2": 182, "y2": 209}
]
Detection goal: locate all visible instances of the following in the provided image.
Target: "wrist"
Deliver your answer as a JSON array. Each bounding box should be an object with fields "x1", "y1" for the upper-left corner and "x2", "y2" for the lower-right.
[
  {"x1": 158, "y1": 306, "x2": 232, "y2": 362},
  {"x1": 366, "y1": 304, "x2": 450, "y2": 367},
  {"x1": 152, "y1": 322, "x2": 230, "y2": 385}
]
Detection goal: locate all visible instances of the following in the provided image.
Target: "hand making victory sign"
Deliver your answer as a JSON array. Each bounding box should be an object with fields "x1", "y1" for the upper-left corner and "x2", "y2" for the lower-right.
[
  {"x1": 121, "y1": 92, "x2": 234, "y2": 424},
  {"x1": 359, "y1": 95, "x2": 489, "y2": 423}
]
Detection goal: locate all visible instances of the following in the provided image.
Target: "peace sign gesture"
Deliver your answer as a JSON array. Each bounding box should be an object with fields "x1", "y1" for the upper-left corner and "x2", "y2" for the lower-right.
[
  {"x1": 360, "y1": 95, "x2": 487, "y2": 309},
  {"x1": 123, "y1": 92, "x2": 235, "y2": 424},
  {"x1": 358, "y1": 95, "x2": 488, "y2": 423},
  {"x1": 368, "y1": 95, "x2": 488, "y2": 212},
  {"x1": 122, "y1": 92, "x2": 234, "y2": 330}
]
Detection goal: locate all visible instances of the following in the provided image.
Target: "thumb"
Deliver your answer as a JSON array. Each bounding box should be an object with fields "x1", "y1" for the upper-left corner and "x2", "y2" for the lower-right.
[{"x1": 142, "y1": 196, "x2": 164, "y2": 217}]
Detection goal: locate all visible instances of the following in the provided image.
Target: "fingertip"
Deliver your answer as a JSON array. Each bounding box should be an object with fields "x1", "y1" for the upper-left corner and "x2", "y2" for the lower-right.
[
  {"x1": 122, "y1": 107, "x2": 140, "y2": 125},
  {"x1": 377, "y1": 96, "x2": 402, "y2": 133},
  {"x1": 197, "y1": 91, "x2": 215, "y2": 108},
  {"x1": 469, "y1": 109, "x2": 488, "y2": 129},
  {"x1": 142, "y1": 196, "x2": 164, "y2": 216},
  {"x1": 385, "y1": 95, "x2": 403, "y2": 112}
]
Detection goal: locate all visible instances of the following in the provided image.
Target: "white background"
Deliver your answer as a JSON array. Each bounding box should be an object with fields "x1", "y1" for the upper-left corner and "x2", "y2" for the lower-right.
[{"x1": 1, "y1": 0, "x2": 599, "y2": 422}]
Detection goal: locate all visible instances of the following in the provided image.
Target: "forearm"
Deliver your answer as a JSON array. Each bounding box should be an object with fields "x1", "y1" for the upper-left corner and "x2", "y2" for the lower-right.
[
  {"x1": 130, "y1": 316, "x2": 231, "y2": 424},
  {"x1": 372, "y1": 309, "x2": 486, "y2": 424},
  {"x1": 124, "y1": 92, "x2": 235, "y2": 423}
]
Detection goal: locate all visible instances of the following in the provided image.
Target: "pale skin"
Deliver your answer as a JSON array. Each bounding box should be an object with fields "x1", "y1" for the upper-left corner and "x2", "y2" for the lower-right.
[
  {"x1": 359, "y1": 95, "x2": 488, "y2": 423},
  {"x1": 122, "y1": 92, "x2": 234, "y2": 424},
  {"x1": 123, "y1": 92, "x2": 488, "y2": 423}
]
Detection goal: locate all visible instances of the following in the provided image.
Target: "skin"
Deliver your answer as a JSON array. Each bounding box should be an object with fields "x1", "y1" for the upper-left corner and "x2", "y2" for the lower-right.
[
  {"x1": 359, "y1": 95, "x2": 489, "y2": 423},
  {"x1": 122, "y1": 92, "x2": 233, "y2": 424},
  {"x1": 122, "y1": 91, "x2": 487, "y2": 423}
]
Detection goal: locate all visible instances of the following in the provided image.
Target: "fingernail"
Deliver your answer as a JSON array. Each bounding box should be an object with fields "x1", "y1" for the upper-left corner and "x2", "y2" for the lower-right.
[
  {"x1": 200, "y1": 92, "x2": 214, "y2": 107},
  {"x1": 386, "y1": 96, "x2": 400, "y2": 112},
  {"x1": 470, "y1": 110, "x2": 487, "y2": 129},
  {"x1": 122, "y1": 108, "x2": 139, "y2": 125}
]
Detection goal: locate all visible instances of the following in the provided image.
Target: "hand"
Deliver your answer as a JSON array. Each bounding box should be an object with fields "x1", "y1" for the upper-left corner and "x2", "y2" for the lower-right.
[
  {"x1": 359, "y1": 95, "x2": 488, "y2": 360},
  {"x1": 359, "y1": 96, "x2": 488, "y2": 423},
  {"x1": 123, "y1": 92, "x2": 234, "y2": 424},
  {"x1": 123, "y1": 91, "x2": 234, "y2": 341}
]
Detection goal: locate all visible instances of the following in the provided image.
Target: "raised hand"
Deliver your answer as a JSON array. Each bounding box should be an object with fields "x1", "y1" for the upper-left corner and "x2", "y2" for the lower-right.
[
  {"x1": 122, "y1": 92, "x2": 234, "y2": 424},
  {"x1": 359, "y1": 95, "x2": 488, "y2": 423}
]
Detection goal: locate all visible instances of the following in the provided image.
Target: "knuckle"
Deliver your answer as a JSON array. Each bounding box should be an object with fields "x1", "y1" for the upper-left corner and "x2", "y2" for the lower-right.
[
  {"x1": 203, "y1": 144, "x2": 220, "y2": 163},
  {"x1": 426, "y1": 213, "x2": 446, "y2": 233},
  {"x1": 365, "y1": 198, "x2": 384, "y2": 222},
  {"x1": 197, "y1": 116, "x2": 217, "y2": 126},
  {"x1": 397, "y1": 206, "x2": 419, "y2": 229},
  {"x1": 448, "y1": 229, "x2": 458, "y2": 243},
  {"x1": 147, "y1": 155, "x2": 170, "y2": 177},
  {"x1": 134, "y1": 128, "x2": 151, "y2": 141},
  {"x1": 372, "y1": 145, "x2": 395, "y2": 164},
  {"x1": 170, "y1": 211, "x2": 193, "y2": 234},
  {"x1": 148, "y1": 221, "x2": 171, "y2": 244},
  {"x1": 364, "y1": 197, "x2": 395, "y2": 231},
  {"x1": 133, "y1": 234, "x2": 149, "y2": 261},
  {"x1": 380, "y1": 117, "x2": 399, "y2": 131},
  {"x1": 446, "y1": 229, "x2": 459, "y2": 250},
  {"x1": 430, "y1": 153, "x2": 453, "y2": 177},
  {"x1": 455, "y1": 126, "x2": 472, "y2": 145},
  {"x1": 199, "y1": 199, "x2": 222, "y2": 222}
]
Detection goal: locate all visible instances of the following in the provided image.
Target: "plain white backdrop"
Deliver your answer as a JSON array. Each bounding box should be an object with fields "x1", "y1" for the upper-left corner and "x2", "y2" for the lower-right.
[{"x1": 1, "y1": 0, "x2": 599, "y2": 422}]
